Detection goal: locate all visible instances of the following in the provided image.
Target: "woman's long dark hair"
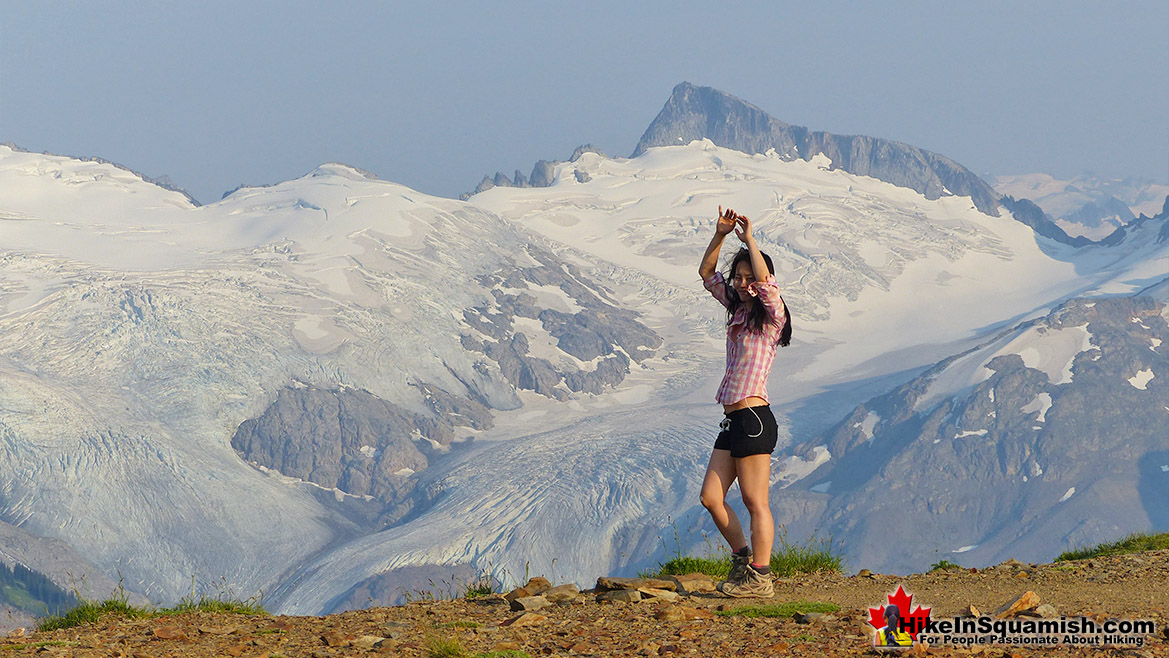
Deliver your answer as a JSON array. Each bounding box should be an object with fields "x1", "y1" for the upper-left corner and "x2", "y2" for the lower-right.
[{"x1": 725, "y1": 248, "x2": 792, "y2": 347}]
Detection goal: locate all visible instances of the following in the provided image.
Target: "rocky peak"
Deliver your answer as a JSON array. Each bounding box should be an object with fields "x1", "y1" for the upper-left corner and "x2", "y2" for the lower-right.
[{"x1": 632, "y1": 82, "x2": 1001, "y2": 215}]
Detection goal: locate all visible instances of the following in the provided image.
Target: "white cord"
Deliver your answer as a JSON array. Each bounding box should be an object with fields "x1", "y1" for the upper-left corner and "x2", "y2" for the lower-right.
[
  {"x1": 747, "y1": 406, "x2": 763, "y2": 438},
  {"x1": 721, "y1": 407, "x2": 765, "y2": 438}
]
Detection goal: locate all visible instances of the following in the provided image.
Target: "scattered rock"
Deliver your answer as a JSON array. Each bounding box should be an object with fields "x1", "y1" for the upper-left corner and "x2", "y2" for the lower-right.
[
  {"x1": 525, "y1": 576, "x2": 552, "y2": 594},
  {"x1": 511, "y1": 595, "x2": 551, "y2": 612},
  {"x1": 654, "y1": 604, "x2": 711, "y2": 621},
  {"x1": 353, "y1": 634, "x2": 386, "y2": 649},
  {"x1": 321, "y1": 630, "x2": 354, "y2": 647},
  {"x1": 501, "y1": 612, "x2": 547, "y2": 627},
  {"x1": 5, "y1": 628, "x2": 24, "y2": 638},
  {"x1": 994, "y1": 591, "x2": 1040, "y2": 618},
  {"x1": 380, "y1": 620, "x2": 411, "y2": 637},
  {"x1": 793, "y1": 611, "x2": 831, "y2": 624},
  {"x1": 493, "y1": 641, "x2": 521, "y2": 651},
  {"x1": 197, "y1": 625, "x2": 238, "y2": 635},
  {"x1": 857, "y1": 569, "x2": 873, "y2": 578},
  {"x1": 964, "y1": 603, "x2": 981, "y2": 616},
  {"x1": 152, "y1": 626, "x2": 189, "y2": 641},
  {"x1": 597, "y1": 589, "x2": 641, "y2": 603},
  {"x1": 1035, "y1": 604, "x2": 1058, "y2": 618}
]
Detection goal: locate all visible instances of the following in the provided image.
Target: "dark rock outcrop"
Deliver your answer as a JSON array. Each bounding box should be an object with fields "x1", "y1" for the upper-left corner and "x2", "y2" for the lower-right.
[
  {"x1": 465, "y1": 145, "x2": 607, "y2": 198},
  {"x1": 999, "y1": 196, "x2": 1090, "y2": 246},
  {"x1": 483, "y1": 333, "x2": 567, "y2": 400},
  {"x1": 459, "y1": 245, "x2": 660, "y2": 399},
  {"x1": 632, "y1": 82, "x2": 1000, "y2": 215},
  {"x1": 231, "y1": 385, "x2": 490, "y2": 503}
]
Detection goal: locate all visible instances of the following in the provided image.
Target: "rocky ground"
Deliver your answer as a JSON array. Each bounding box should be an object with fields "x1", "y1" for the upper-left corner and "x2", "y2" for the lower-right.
[{"x1": 4, "y1": 550, "x2": 1167, "y2": 657}]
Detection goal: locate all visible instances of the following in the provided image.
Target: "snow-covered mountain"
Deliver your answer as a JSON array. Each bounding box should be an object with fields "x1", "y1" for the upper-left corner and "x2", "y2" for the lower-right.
[
  {"x1": 994, "y1": 172, "x2": 1169, "y2": 240},
  {"x1": 780, "y1": 288, "x2": 1168, "y2": 575},
  {"x1": 1, "y1": 89, "x2": 1167, "y2": 615}
]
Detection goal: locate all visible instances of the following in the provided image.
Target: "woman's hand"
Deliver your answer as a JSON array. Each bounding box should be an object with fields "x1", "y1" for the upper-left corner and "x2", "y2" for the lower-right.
[
  {"x1": 716, "y1": 205, "x2": 738, "y2": 236},
  {"x1": 733, "y1": 213, "x2": 753, "y2": 243}
]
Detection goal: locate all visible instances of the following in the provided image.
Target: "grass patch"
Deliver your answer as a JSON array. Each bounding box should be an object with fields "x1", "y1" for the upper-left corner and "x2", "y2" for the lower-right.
[
  {"x1": 792, "y1": 633, "x2": 816, "y2": 642},
  {"x1": 425, "y1": 636, "x2": 467, "y2": 658},
  {"x1": 424, "y1": 635, "x2": 531, "y2": 658},
  {"x1": 35, "y1": 586, "x2": 266, "y2": 632},
  {"x1": 35, "y1": 598, "x2": 152, "y2": 632},
  {"x1": 715, "y1": 600, "x2": 839, "y2": 618},
  {"x1": 1056, "y1": 531, "x2": 1169, "y2": 562},
  {"x1": 2, "y1": 641, "x2": 78, "y2": 651},
  {"x1": 646, "y1": 528, "x2": 842, "y2": 579},
  {"x1": 161, "y1": 594, "x2": 266, "y2": 616},
  {"x1": 928, "y1": 559, "x2": 962, "y2": 573},
  {"x1": 652, "y1": 554, "x2": 731, "y2": 579},
  {"x1": 462, "y1": 576, "x2": 497, "y2": 600},
  {"x1": 771, "y1": 533, "x2": 842, "y2": 577}
]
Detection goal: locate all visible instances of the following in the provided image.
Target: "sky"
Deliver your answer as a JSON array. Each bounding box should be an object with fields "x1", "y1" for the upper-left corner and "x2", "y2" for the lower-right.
[{"x1": 2, "y1": 2, "x2": 1167, "y2": 205}]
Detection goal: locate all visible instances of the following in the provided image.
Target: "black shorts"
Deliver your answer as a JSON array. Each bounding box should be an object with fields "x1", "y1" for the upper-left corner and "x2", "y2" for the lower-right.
[{"x1": 713, "y1": 405, "x2": 778, "y2": 458}]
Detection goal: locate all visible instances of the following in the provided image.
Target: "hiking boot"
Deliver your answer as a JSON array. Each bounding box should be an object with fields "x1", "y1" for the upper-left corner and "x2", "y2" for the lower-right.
[
  {"x1": 717, "y1": 565, "x2": 774, "y2": 598},
  {"x1": 723, "y1": 550, "x2": 752, "y2": 588}
]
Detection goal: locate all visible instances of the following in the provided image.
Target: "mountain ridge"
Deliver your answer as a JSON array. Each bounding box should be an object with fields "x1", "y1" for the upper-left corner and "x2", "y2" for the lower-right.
[{"x1": 632, "y1": 83, "x2": 1001, "y2": 216}]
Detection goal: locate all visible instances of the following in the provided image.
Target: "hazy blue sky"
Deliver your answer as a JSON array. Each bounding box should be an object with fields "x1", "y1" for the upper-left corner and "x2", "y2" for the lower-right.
[{"x1": 2, "y1": 2, "x2": 1166, "y2": 204}]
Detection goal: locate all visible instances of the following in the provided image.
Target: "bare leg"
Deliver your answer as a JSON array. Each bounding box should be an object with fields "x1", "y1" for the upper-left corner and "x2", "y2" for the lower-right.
[
  {"x1": 699, "y1": 449, "x2": 748, "y2": 551},
  {"x1": 735, "y1": 453, "x2": 774, "y2": 564}
]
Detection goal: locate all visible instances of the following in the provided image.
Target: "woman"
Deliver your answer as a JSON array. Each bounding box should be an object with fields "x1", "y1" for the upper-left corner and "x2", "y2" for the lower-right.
[{"x1": 697, "y1": 206, "x2": 791, "y2": 598}]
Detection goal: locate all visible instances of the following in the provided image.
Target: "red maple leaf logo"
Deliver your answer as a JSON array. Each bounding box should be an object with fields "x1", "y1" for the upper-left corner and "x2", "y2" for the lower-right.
[{"x1": 868, "y1": 585, "x2": 932, "y2": 641}]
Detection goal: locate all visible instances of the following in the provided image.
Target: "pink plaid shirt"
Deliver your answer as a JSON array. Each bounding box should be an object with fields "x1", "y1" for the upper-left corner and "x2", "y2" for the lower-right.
[{"x1": 703, "y1": 271, "x2": 787, "y2": 405}]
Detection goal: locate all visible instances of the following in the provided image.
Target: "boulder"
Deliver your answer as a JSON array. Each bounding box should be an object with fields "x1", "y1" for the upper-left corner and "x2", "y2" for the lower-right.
[
  {"x1": 501, "y1": 612, "x2": 547, "y2": 627},
  {"x1": 597, "y1": 589, "x2": 641, "y2": 603},
  {"x1": 596, "y1": 576, "x2": 676, "y2": 591},
  {"x1": 510, "y1": 595, "x2": 550, "y2": 612},
  {"x1": 524, "y1": 576, "x2": 552, "y2": 594},
  {"x1": 667, "y1": 573, "x2": 717, "y2": 594},
  {"x1": 543, "y1": 583, "x2": 580, "y2": 603},
  {"x1": 994, "y1": 591, "x2": 1040, "y2": 618},
  {"x1": 638, "y1": 587, "x2": 680, "y2": 602},
  {"x1": 504, "y1": 586, "x2": 534, "y2": 603}
]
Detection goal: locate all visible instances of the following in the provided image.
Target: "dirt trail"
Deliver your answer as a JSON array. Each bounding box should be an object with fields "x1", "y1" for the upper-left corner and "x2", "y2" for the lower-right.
[{"x1": 5, "y1": 550, "x2": 1166, "y2": 657}]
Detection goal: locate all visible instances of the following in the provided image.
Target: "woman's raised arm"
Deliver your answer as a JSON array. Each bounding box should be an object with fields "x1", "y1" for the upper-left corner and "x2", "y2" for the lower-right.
[
  {"x1": 699, "y1": 206, "x2": 738, "y2": 279},
  {"x1": 733, "y1": 213, "x2": 769, "y2": 283}
]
